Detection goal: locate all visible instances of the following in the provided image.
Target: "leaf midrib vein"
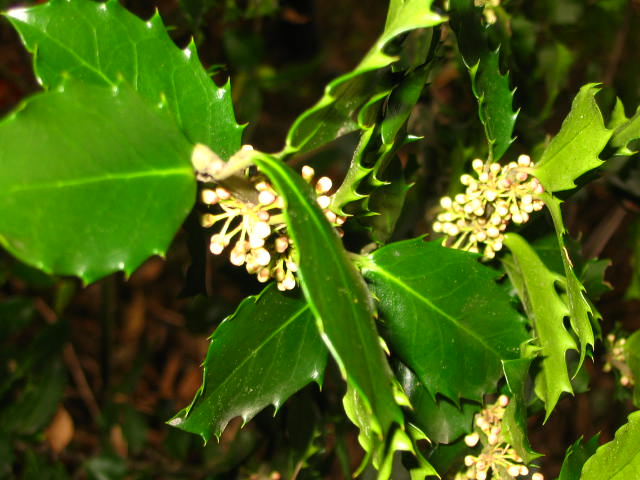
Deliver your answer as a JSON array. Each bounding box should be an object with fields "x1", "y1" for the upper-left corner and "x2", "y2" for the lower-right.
[
  {"x1": 368, "y1": 260, "x2": 499, "y2": 357},
  {"x1": 0, "y1": 168, "x2": 191, "y2": 194}
]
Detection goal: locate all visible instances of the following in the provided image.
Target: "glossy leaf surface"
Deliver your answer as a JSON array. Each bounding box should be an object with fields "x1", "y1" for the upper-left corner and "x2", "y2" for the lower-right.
[
  {"x1": 535, "y1": 84, "x2": 612, "y2": 192},
  {"x1": 581, "y1": 410, "x2": 640, "y2": 480},
  {"x1": 5, "y1": 0, "x2": 242, "y2": 158},
  {"x1": 283, "y1": 0, "x2": 442, "y2": 153},
  {"x1": 557, "y1": 435, "x2": 599, "y2": 480},
  {"x1": 397, "y1": 362, "x2": 477, "y2": 445},
  {"x1": 359, "y1": 238, "x2": 528, "y2": 403},
  {"x1": 502, "y1": 233, "x2": 576, "y2": 416},
  {"x1": 0, "y1": 82, "x2": 194, "y2": 283},
  {"x1": 169, "y1": 285, "x2": 326, "y2": 441},
  {"x1": 449, "y1": 0, "x2": 517, "y2": 161},
  {"x1": 253, "y1": 153, "x2": 403, "y2": 440}
]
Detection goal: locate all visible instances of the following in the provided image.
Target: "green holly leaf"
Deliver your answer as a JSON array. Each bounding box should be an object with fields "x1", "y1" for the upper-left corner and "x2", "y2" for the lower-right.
[
  {"x1": 0, "y1": 82, "x2": 194, "y2": 283},
  {"x1": 5, "y1": 0, "x2": 242, "y2": 158},
  {"x1": 624, "y1": 330, "x2": 640, "y2": 407},
  {"x1": 284, "y1": 0, "x2": 443, "y2": 153},
  {"x1": 169, "y1": 284, "x2": 326, "y2": 441},
  {"x1": 502, "y1": 233, "x2": 578, "y2": 417},
  {"x1": 252, "y1": 154, "x2": 403, "y2": 442},
  {"x1": 449, "y1": 0, "x2": 518, "y2": 161},
  {"x1": 358, "y1": 238, "x2": 528, "y2": 404},
  {"x1": 544, "y1": 196, "x2": 599, "y2": 368},
  {"x1": 397, "y1": 362, "x2": 478, "y2": 445},
  {"x1": 556, "y1": 435, "x2": 600, "y2": 480},
  {"x1": 502, "y1": 358, "x2": 541, "y2": 463},
  {"x1": 580, "y1": 411, "x2": 640, "y2": 480},
  {"x1": 609, "y1": 99, "x2": 640, "y2": 156},
  {"x1": 535, "y1": 84, "x2": 612, "y2": 192}
]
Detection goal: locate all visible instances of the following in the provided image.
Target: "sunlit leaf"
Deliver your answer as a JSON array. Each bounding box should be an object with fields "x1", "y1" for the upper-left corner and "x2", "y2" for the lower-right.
[
  {"x1": 535, "y1": 84, "x2": 612, "y2": 192},
  {"x1": 5, "y1": 0, "x2": 242, "y2": 158},
  {"x1": 580, "y1": 411, "x2": 640, "y2": 480},
  {"x1": 0, "y1": 82, "x2": 195, "y2": 283}
]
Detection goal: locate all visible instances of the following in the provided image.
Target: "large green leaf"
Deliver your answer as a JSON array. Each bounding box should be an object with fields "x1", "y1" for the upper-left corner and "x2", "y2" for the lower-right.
[
  {"x1": 252, "y1": 153, "x2": 403, "y2": 440},
  {"x1": 169, "y1": 284, "x2": 327, "y2": 441},
  {"x1": 283, "y1": 0, "x2": 443, "y2": 153},
  {"x1": 5, "y1": 0, "x2": 242, "y2": 158},
  {"x1": 449, "y1": 0, "x2": 517, "y2": 161},
  {"x1": 0, "y1": 82, "x2": 194, "y2": 283},
  {"x1": 580, "y1": 411, "x2": 640, "y2": 480},
  {"x1": 357, "y1": 238, "x2": 528, "y2": 403},
  {"x1": 534, "y1": 84, "x2": 612, "y2": 192},
  {"x1": 502, "y1": 233, "x2": 577, "y2": 417}
]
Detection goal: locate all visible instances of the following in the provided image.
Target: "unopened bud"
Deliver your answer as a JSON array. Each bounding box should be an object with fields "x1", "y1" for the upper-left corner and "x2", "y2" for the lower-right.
[
  {"x1": 464, "y1": 432, "x2": 480, "y2": 447},
  {"x1": 301, "y1": 165, "x2": 315, "y2": 181},
  {"x1": 258, "y1": 190, "x2": 277, "y2": 205},
  {"x1": 201, "y1": 189, "x2": 219, "y2": 205},
  {"x1": 316, "y1": 176, "x2": 333, "y2": 194}
]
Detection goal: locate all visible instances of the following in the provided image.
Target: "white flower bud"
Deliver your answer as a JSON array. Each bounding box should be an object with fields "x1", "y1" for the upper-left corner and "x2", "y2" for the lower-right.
[
  {"x1": 253, "y1": 221, "x2": 272, "y2": 239},
  {"x1": 455, "y1": 194, "x2": 466, "y2": 204},
  {"x1": 275, "y1": 236, "x2": 289, "y2": 253},
  {"x1": 191, "y1": 143, "x2": 224, "y2": 176},
  {"x1": 317, "y1": 195, "x2": 331, "y2": 209},
  {"x1": 490, "y1": 163, "x2": 501, "y2": 174},
  {"x1": 440, "y1": 197, "x2": 453, "y2": 209},
  {"x1": 508, "y1": 465, "x2": 521, "y2": 477},
  {"x1": 201, "y1": 213, "x2": 216, "y2": 228},
  {"x1": 484, "y1": 189, "x2": 497, "y2": 201},
  {"x1": 229, "y1": 249, "x2": 246, "y2": 266},
  {"x1": 257, "y1": 267, "x2": 271, "y2": 283},
  {"x1": 464, "y1": 455, "x2": 476, "y2": 466},
  {"x1": 258, "y1": 190, "x2": 277, "y2": 205},
  {"x1": 519, "y1": 466, "x2": 529, "y2": 476},
  {"x1": 464, "y1": 432, "x2": 480, "y2": 447},
  {"x1": 201, "y1": 189, "x2": 219, "y2": 205},
  {"x1": 301, "y1": 165, "x2": 315, "y2": 181},
  {"x1": 316, "y1": 176, "x2": 333, "y2": 193},
  {"x1": 210, "y1": 235, "x2": 226, "y2": 255},
  {"x1": 532, "y1": 473, "x2": 544, "y2": 480},
  {"x1": 325, "y1": 211, "x2": 338, "y2": 223},
  {"x1": 518, "y1": 154, "x2": 531, "y2": 167},
  {"x1": 215, "y1": 187, "x2": 231, "y2": 200},
  {"x1": 498, "y1": 395, "x2": 509, "y2": 407},
  {"x1": 472, "y1": 158, "x2": 484, "y2": 171},
  {"x1": 487, "y1": 226, "x2": 500, "y2": 238},
  {"x1": 461, "y1": 174, "x2": 474, "y2": 185},
  {"x1": 253, "y1": 247, "x2": 271, "y2": 266},
  {"x1": 282, "y1": 272, "x2": 296, "y2": 290}
]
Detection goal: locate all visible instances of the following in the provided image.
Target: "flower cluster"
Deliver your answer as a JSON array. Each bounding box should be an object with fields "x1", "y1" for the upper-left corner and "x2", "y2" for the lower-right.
[
  {"x1": 456, "y1": 395, "x2": 543, "y2": 480},
  {"x1": 194, "y1": 144, "x2": 344, "y2": 291},
  {"x1": 603, "y1": 333, "x2": 635, "y2": 387},
  {"x1": 433, "y1": 155, "x2": 545, "y2": 259}
]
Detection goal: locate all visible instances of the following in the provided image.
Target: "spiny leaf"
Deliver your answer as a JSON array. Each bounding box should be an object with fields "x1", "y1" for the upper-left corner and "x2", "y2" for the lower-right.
[
  {"x1": 544, "y1": 195, "x2": 599, "y2": 369},
  {"x1": 0, "y1": 82, "x2": 194, "y2": 284},
  {"x1": 397, "y1": 362, "x2": 478, "y2": 445},
  {"x1": 449, "y1": 0, "x2": 518, "y2": 161},
  {"x1": 534, "y1": 84, "x2": 612, "y2": 192},
  {"x1": 502, "y1": 233, "x2": 577, "y2": 417},
  {"x1": 502, "y1": 358, "x2": 542, "y2": 463},
  {"x1": 5, "y1": 0, "x2": 242, "y2": 158},
  {"x1": 580, "y1": 410, "x2": 640, "y2": 480},
  {"x1": 283, "y1": 0, "x2": 443, "y2": 153},
  {"x1": 343, "y1": 384, "x2": 437, "y2": 479},
  {"x1": 168, "y1": 284, "x2": 326, "y2": 441},
  {"x1": 557, "y1": 435, "x2": 599, "y2": 480},
  {"x1": 358, "y1": 238, "x2": 528, "y2": 404},
  {"x1": 252, "y1": 153, "x2": 403, "y2": 441},
  {"x1": 609, "y1": 99, "x2": 640, "y2": 156}
]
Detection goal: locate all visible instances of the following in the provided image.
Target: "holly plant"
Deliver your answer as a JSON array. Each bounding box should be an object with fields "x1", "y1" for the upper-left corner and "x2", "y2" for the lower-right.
[{"x1": 1, "y1": 0, "x2": 640, "y2": 479}]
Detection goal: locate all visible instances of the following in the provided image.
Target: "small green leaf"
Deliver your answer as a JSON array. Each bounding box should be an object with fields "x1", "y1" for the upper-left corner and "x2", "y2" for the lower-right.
[
  {"x1": 502, "y1": 233, "x2": 577, "y2": 417},
  {"x1": 253, "y1": 153, "x2": 403, "y2": 441},
  {"x1": 449, "y1": 0, "x2": 517, "y2": 161},
  {"x1": 358, "y1": 238, "x2": 528, "y2": 403},
  {"x1": 624, "y1": 330, "x2": 640, "y2": 407},
  {"x1": 557, "y1": 435, "x2": 600, "y2": 480},
  {"x1": 169, "y1": 284, "x2": 326, "y2": 441},
  {"x1": 169, "y1": 284, "x2": 327, "y2": 442},
  {"x1": 535, "y1": 84, "x2": 612, "y2": 192},
  {"x1": 5, "y1": 0, "x2": 242, "y2": 157},
  {"x1": 0, "y1": 82, "x2": 195, "y2": 284},
  {"x1": 284, "y1": 0, "x2": 443, "y2": 153},
  {"x1": 502, "y1": 358, "x2": 541, "y2": 463},
  {"x1": 609, "y1": 100, "x2": 640, "y2": 156},
  {"x1": 580, "y1": 411, "x2": 640, "y2": 480}
]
